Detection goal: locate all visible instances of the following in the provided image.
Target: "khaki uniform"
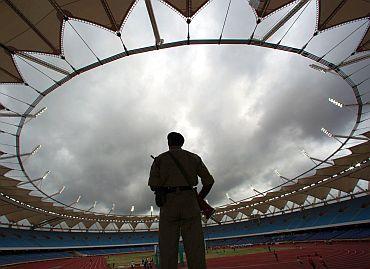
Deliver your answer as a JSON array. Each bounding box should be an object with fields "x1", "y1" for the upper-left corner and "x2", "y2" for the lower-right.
[{"x1": 148, "y1": 148, "x2": 214, "y2": 269}]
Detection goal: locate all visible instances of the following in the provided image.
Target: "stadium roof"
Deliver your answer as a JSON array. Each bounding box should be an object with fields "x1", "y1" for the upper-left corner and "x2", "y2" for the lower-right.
[
  {"x1": 0, "y1": 0, "x2": 369, "y2": 231},
  {"x1": 1, "y1": 0, "x2": 369, "y2": 84}
]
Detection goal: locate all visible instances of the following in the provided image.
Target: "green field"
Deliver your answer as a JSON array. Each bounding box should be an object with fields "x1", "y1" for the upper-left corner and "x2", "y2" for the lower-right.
[
  {"x1": 105, "y1": 246, "x2": 292, "y2": 268},
  {"x1": 106, "y1": 252, "x2": 154, "y2": 268}
]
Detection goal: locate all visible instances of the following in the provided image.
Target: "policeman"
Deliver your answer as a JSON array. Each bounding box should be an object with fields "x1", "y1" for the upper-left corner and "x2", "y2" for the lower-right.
[{"x1": 148, "y1": 132, "x2": 214, "y2": 269}]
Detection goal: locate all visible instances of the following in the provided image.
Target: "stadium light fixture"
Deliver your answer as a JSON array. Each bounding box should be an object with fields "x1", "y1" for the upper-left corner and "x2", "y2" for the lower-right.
[
  {"x1": 309, "y1": 64, "x2": 327, "y2": 73},
  {"x1": 0, "y1": 144, "x2": 42, "y2": 160},
  {"x1": 87, "y1": 201, "x2": 97, "y2": 211},
  {"x1": 17, "y1": 170, "x2": 50, "y2": 186},
  {"x1": 31, "y1": 145, "x2": 42, "y2": 155},
  {"x1": 300, "y1": 148, "x2": 334, "y2": 165},
  {"x1": 300, "y1": 148, "x2": 311, "y2": 159},
  {"x1": 69, "y1": 195, "x2": 81, "y2": 207},
  {"x1": 108, "y1": 203, "x2": 115, "y2": 215},
  {"x1": 274, "y1": 169, "x2": 290, "y2": 182},
  {"x1": 58, "y1": 186, "x2": 65, "y2": 194},
  {"x1": 0, "y1": 107, "x2": 47, "y2": 118},
  {"x1": 250, "y1": 186, "x2": 264, "y2": 196},
  {"x1": 43, "y1": 185, "x2": 65, "y2": 200},
  {"x1": 42, "y1": 170, "x2": 50, "y2": 179},
  {"x1": 321, "y1": 127, "x2": 333, "y2": 138},
  {"x1": 150, "y1": 206, "x2": 154, "y2": 216},
  {"x1": 309, "y1": 64, "x2": 340, "y2": 77},
  {"x1": 328, "y1": 98, "x2": 343, "y2": 108},
  {"x1": 320, "y1": 127, "x2": 350, "y2": 144},
  {"x1": 225, "y1": 193, "x2": 237, "y2": 204},
  {"x1": 329, "y1": 97, "x2": 369, "y2": 110},
  {"x1": 33, "y1": 107, "x2": 47, "y2": 118},
  {"x1": 129, "y1": 205, "x2": 135, "y2": 216},
  {"x1": 274, "y1": 169, "x2": 281, "y2": 177},
  {"x1": 300, "y1": 148, "x2": 318, "y2": 165}
]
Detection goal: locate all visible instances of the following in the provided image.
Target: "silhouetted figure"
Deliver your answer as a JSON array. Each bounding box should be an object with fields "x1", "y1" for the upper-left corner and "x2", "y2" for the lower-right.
[
  {"x1": 319, "y1": 255, "x2": 328, "y2": 269},
  {"x1": 297, "y1": 256, "x2": 304, "y2": 267},
  {"x1": 268, "y1": 245, "x2": 271, "y2": 252},
  {"x1": 149, "y1": 257, "x2": 153, "y2": 268},
  {"x1": 273, "y1": 250, "x2": 279, "y2": 262},
  {"x1": 149, "y1": 132, "x2": 214, "y2": 269},
  {"x1": 308, "y1": 255, "x2": 316, "y2": 269}
]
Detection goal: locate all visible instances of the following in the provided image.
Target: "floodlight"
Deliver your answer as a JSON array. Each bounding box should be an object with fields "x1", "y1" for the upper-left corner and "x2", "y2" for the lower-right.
[
  {"x1": 150, "y1": 206, "x2": 153, "y2": 212},
  {"x1": 76, "y1": 195, "x2": 81, "y2": 204},
  {"x1": 300, "y1": 148, "x2": 311, "y2": 158},
  {"x1": 274, "y1": 169, "x2": 281, "y2": 177},
  {"x1": 226, "y1": 193, "x2": 230, "y2": 200},
  {"x1": 58, "y1": 186, "x2": 65, "y2": 194},
  {"x1": 17, "y1": 171, "x2": 50, "y2": 186},
  {"x1": 44, "y1": 185, "x2": 65, "y2": 200},
  {"x1": 131, "y1": 206, "x2": 135, "y2": 212},
  {"x1": 108, "y1": 203, "x2": 115, "y2": 214},
  {"x1": 328, "y1": 98, "x2": 343, "y2": 108},
  {"x1": 42, "y1": 171, "x2": 50, "y2": 179},
  {"x1": 86, "y1": 201, "x2": 97, "y2": 211},
  {"x1": 31, "y1": 145, "x2": 41, "y2": 155},
  {"x1": 309, "y1": 64, "x2": 327, "y2": 73},
  {"x1": 34, "y1": 107, "x2": 47, "y2": 117},
  {"x1": 321, "y1": 127, "x2": 333, "y2": 138}
]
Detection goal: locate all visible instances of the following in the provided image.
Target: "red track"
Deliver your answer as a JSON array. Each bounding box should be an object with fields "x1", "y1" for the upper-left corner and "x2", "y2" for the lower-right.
[
  {"x1": 4, "y1": 241, "x2": 370, "y2": 269},
  {"x1": 206, "y1": 241, "x2": 370, "y2": 269},
  {"x1": 5, "y1": 256, "x2": 109, "y2": 269}
]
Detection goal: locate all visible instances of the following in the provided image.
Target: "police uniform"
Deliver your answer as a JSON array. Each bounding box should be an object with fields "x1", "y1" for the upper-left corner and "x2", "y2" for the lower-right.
[{"x1": 148, "y1": 147, "x2": 214, "y2": 269}]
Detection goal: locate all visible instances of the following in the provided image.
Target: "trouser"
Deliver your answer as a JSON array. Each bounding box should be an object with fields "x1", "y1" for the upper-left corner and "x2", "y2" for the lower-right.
[{"x1": 159, "y1": 189, "x2": 206, "y2": 269}]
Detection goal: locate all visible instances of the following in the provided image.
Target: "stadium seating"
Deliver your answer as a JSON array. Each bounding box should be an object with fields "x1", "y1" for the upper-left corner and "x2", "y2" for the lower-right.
[
  {"x1": 0, "y1": 251, "x2": 72, "y2": 266},
  {"x1": 1, "y1": 196, "x2": 369, "y2": 250},
  {"x1": 0, "y1": 195, "x2": 369, "y2": 266}
]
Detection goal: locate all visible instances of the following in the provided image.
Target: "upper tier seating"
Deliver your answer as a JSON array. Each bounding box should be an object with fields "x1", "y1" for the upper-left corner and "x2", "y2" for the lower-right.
[{"x1": 0, "y1": 195, "x2": 369, "y2": 250}]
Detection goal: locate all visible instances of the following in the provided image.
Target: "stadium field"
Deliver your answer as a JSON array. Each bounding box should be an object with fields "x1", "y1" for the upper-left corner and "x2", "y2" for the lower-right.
[
  {"x1": 3, "y1": 241, "x2": 370, "y2": 269},
  {"x1": 105, "y1": 245, "x2": 293, "y2": 268}
]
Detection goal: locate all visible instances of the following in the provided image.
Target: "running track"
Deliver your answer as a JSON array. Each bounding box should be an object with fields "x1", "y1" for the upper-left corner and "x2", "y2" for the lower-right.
[{"x1": 4, "y1": 241, "x2": 370, "y2": 269}]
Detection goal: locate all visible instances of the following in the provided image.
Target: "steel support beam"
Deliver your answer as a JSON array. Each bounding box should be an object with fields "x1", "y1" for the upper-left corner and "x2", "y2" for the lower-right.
[
  {"x1": 17, "y1": 52, "x2": 70, "y2": 76},
  {"x1": 334, "y1": 135, "x2": 369, "y2": 141},
  {"x1": 339, "y1": 54, "x2": 370, "y2": 67},
  {"x1": 145, "y1": 0, "x2": 162, "y2": 46},
  {"x1": 262, "y1": 0, "x2": 310, "y2": 42}
]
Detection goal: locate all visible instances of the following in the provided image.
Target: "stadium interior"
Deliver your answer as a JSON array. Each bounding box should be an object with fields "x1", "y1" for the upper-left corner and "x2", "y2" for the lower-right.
[{"x1": 0, "y1": 0, "x2": 369, "y2": 268}]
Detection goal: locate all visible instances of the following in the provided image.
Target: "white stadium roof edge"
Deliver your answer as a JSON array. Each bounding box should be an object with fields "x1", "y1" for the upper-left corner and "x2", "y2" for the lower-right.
[{"x1": 0, "y1": 0, "x2": 369, "y2": 232}]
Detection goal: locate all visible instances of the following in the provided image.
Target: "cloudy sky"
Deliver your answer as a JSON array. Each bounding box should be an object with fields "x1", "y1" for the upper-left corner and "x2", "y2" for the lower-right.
[{"x1": 1, "y1": 0, "x2": 369, "y2": 217}]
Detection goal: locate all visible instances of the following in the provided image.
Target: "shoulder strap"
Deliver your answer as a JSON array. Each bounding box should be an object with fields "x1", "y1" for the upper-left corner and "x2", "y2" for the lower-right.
[{"x1": 168, "y1": 151, "x2": 192, "y2": 187}]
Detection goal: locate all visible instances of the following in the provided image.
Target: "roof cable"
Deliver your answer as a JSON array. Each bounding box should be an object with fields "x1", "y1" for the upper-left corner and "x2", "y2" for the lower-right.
[{"x1": 219, "y1": 0, "x2": 232, "y2": 44}]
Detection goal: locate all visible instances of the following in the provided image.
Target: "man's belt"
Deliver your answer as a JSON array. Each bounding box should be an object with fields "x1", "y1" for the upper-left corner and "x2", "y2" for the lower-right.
[{"x1": 163, "y1": 186, "x2": 194, "y2": 193}]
